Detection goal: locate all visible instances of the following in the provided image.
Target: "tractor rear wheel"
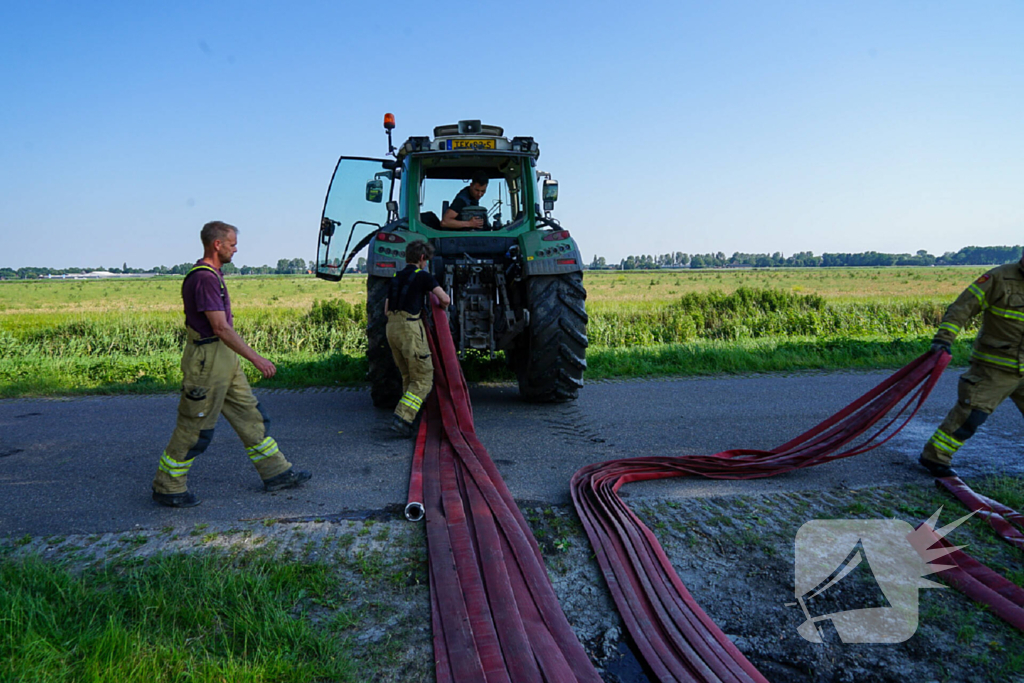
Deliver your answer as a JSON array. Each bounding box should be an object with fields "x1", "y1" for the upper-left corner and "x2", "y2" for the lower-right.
[
  {"x1": 366, "y1": 275, "x2": 403, "y2": 408},
  {"x1": 514, "y1": 272, "x2": 588, "y2": 402}
]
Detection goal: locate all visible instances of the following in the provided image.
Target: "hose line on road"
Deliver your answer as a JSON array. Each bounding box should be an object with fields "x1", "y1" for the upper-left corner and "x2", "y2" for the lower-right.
[{"x1": 416, "y1": 297, "x2": 603, "y2": 682}]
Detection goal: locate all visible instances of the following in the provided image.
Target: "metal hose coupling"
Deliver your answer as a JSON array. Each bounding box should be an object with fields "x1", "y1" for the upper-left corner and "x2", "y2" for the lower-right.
[{"x1": 404, "y1": 501, "x2": 425, "y2": 522}]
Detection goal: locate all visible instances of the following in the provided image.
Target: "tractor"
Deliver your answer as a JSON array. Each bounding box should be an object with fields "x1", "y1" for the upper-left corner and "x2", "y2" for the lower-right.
[{"x1": 314, "y1": 114, "x2": 587, "y2": 407}]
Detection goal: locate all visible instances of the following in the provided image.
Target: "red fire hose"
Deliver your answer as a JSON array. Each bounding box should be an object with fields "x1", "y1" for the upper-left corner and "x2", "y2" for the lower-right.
[
  {"x1": 935, "y1": 477, "x2": 1024, "y2": 552},
  {"x1": 410, "y1": 299, "x2": 1022, "y2": 681},
  {"x1": 415, "y1": 297, "x2": 603, "y2": 682},
  {"x1": 908, "y1": 519, "x2": 1024, "y2": 630}
]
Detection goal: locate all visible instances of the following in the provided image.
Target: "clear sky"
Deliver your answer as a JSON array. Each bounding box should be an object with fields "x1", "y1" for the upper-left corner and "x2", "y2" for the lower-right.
[{"x1": 2, "y1": 1, "x2": 1022, "y2": 269}]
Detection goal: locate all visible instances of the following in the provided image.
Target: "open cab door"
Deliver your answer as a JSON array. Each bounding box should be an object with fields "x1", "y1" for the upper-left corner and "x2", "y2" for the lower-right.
[{"x1": 315, "y1": 156, "x2": 397, "y2": 281}]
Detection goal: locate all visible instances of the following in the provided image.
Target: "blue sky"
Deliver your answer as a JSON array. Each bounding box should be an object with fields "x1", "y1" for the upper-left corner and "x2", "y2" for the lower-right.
[{"x1": 2, "y1": 1, "x2": 1022, "y2": 269}]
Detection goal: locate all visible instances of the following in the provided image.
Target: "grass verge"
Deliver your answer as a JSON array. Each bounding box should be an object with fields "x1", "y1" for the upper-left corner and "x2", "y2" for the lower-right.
[
  {"x1": 0, "y1": 551, "x2": 356, "y2": 682},
  {"x1": 0, "y1": 336, "x2": 973, "y2": 399}
]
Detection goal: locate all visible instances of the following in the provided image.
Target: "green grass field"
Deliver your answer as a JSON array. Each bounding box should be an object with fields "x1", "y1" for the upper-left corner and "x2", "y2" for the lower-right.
[{"x1": 0, "y1": 267, "x2": 987, "y2": 398}]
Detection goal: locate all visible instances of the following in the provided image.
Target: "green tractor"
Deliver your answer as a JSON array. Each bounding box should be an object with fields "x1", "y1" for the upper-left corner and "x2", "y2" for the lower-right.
[{"x1": 314, "y1": 114, "x2": 587, "y2": 407}]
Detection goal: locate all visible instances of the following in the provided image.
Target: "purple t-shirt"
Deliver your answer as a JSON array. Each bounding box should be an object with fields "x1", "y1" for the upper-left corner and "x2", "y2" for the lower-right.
[{"x1": 182, "y1": 261, "x2": 232, "y2": 338}]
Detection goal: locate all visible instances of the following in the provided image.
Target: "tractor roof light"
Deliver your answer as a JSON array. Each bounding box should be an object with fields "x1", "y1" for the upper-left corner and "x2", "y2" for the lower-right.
[
  {"x1": 384, "y1": 113, "x2": 396, "y2": 130},
  {"x1": 511, "y1": 137, "x2": 538, "y2": 156},
  {"x1": 400, "y1": 136, "x2": 430, "y2": 155}
]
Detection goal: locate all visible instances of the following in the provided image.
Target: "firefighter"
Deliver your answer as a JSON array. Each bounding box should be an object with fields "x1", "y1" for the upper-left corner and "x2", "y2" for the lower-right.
[
  {"x1": 151, "y1": 221, "x2": 312, "y2": 507},
  {"x1": 920, "y1": 255, "x2": 1024, "y2": 477},
  {"x1": 386, "y1": 240, "x2": 450, "y2": 436}
]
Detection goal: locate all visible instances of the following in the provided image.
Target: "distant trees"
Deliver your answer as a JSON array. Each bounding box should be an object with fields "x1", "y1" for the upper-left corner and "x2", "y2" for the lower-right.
[
  {"x1": 0, "y1": 258, "x2": 313, "y2": 279},
  {"x1": 590, "y1": 246, "x2": 1023, "y2": 271},
  {"x1": 6, "y1": 245, "x2": 1024, "y2": 280}
]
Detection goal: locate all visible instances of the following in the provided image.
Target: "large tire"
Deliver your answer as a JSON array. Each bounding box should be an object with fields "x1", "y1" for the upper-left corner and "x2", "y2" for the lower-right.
[
  {"x1": 514, "y1": 272, "x2": 588, "y2": 402},
  {"x1": 366, "y1": 275, "x2": 403, "y2": 408}
]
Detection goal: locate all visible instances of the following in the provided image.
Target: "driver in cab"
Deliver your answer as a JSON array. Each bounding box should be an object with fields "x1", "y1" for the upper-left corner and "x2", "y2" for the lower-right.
[{"x1": 440, "y1": 171, "x2": 488, "y2": 229}]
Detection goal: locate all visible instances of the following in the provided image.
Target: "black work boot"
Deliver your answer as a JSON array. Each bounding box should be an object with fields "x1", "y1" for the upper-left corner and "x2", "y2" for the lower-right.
[
  {"x1": 391, "y1": 415, "x2": 415, "y2": 438},
  {"x1": 152, "y1": 489, "x2": 201, "y2": 508},
  {"x1": 919, "y1": 455, "x2": 958, "y2": 478},
  {"x1": 263, "y1": 467, "x2": 312, "y2": 492}
]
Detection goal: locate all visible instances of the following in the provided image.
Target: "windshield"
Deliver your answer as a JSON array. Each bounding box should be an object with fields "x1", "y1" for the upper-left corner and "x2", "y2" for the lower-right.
[{"x1": 414, "y1": 158, "x2": 528, "y2": 230}]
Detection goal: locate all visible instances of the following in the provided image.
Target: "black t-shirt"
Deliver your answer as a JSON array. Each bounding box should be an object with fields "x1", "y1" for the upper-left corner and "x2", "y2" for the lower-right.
[
  {"x1": 448, "y1": 186, "x2": 478, "y2": 217},
  {"x1": 388, "y1": 264, "x2": 440, "y2": 316}
]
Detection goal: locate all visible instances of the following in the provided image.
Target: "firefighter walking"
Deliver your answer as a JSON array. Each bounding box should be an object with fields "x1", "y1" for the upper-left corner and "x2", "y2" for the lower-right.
[
  {"x1": 386, "y1": 240, "x2": 450, "y2": 436},
  {"x1": 151, "y1": 221, "x2": 312, "y2": 507},
  {"x1": 921, "y1": 256, "x2": 1024, "y2": 477}
]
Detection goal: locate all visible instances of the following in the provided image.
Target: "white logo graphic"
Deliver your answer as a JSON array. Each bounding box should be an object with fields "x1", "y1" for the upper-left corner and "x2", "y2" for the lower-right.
[{"x1": 789, "y1": 508, "x2": 974, "y2": 644}]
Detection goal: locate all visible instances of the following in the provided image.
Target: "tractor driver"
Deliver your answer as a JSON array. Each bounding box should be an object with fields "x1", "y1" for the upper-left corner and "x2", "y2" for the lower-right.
[{"x1": 440, "y1": 171, "x2": 488, "y2": 229}]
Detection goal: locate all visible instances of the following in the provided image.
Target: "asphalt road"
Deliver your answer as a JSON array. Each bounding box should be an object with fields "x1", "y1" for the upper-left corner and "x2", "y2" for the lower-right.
[{"x1": 3, "y1": 368, "x2": 1023, "y2": 537}]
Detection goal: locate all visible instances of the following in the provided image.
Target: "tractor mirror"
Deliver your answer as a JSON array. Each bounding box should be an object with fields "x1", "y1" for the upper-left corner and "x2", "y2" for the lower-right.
[
  {"x1": 365, "y1": 179, "x2": 384, "y2": 203},
  {"x1": 542, "y1": 179, "x2": 558, "y2": 211},
  {"x1": 321, "y1": 216, "x2": 336, "y2": 237}
]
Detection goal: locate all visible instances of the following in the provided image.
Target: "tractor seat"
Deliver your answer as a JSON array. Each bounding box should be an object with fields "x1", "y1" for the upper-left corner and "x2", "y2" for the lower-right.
[{"x1": 419, "y1": 211, "x2": 441, "y2": 230}]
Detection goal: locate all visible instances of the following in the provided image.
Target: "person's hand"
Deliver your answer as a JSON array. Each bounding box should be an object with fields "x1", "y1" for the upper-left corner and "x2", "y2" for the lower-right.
[
  {"x1": 253, "y1": 355, "x2": 277, "y2": 378},
  {"x1": 930, "y1": 339, "x2": 952, "y2": 355},
  {"x1": 469, "y1": 216, "x2": 484, "y2": 228}
]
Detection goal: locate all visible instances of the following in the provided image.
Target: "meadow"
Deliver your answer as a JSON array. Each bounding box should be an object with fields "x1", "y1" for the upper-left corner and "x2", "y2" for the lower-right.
[{"x1": 0, "y1": 267, "x2": 988, "y2": 398}]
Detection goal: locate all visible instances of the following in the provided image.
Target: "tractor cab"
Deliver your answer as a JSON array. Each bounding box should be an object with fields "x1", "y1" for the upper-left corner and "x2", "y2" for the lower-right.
[{"x1": 315, "y1": 118, "x2": 551, "y2": 281}]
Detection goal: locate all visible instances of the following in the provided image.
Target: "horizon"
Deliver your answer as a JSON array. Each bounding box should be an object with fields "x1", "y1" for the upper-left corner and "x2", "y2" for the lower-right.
[{"x1": 4, "y1": 242, "x2": 1023, "y2": 274}]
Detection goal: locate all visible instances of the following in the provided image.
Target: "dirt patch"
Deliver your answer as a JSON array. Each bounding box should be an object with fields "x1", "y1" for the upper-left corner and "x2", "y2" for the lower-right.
[{"x1": 3, "y1": 479, "x2": 1022, "y2": 682}]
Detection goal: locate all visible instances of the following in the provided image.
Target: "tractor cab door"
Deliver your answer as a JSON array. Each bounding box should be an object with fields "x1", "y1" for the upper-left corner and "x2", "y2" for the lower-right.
[{"x1": 316, "y1": 156, "x2": 396, "y2": 281}]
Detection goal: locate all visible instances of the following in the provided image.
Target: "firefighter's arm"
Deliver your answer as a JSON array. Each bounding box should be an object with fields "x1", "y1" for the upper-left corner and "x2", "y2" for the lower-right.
[
  {"x1": 205, "y1": 310, "x2": 277, "y2": 378},
  {"x1": 932, "y1": 274, "x2": 993, "y2": 352},
  {"x1": 441, "y1": 208, "x2": 483, "y2": 229},
  {"x1": 432, "y1": 285, "x2": 451, "y2": 308}
]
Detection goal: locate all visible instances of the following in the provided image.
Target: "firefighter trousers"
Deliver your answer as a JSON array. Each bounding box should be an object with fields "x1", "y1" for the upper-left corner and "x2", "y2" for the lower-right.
[
  {"x1": 386, "y1": 311, "x2": 433, "y2": 423},
  {"x1": 152, "y1": 327, "x2": 292, "y2": 494},
  {"x1": 922, "y1": 361, "x2": 1024, "y2": 466}
]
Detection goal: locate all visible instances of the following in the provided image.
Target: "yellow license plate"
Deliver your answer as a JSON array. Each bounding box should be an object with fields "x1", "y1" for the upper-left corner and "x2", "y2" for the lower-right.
[{"x1": 450, "y1": 139, "x2": 496, "y2": 150}]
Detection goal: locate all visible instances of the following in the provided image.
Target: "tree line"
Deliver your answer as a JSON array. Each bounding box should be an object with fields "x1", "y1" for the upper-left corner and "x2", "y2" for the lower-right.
[
  {"x1": 6, "y1": 245, "x2": 1024, "y2": 280},
  {"x1": 595, "y1": 245, "x2": 1024, "y2": 270},
  {"x1": 0, "y1": 258, "x2": 312, "y2": 280}
]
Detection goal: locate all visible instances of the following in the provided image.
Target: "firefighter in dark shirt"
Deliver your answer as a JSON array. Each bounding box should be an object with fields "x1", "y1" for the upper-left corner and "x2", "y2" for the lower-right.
[
  {"x1": 385, "y1": 240, "x2": 451, "y2": 436},
  {"x1": 151, "y1": 221, "x2": 312, "y2": 507},
  {"x1": 440, "y1": 171, "x2": 489, "y2": 229}
]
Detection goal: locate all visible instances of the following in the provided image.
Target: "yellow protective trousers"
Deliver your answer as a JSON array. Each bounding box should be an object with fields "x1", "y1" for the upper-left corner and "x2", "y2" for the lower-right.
[
  {"x1": 152, "y1": 327, "x2": 292, "y2": 494},
  {"x1": 386, "y1": 311, "x2": 434, "y2": 423},
  {"x1": 922, "y1": 362, "x2": 1024, "y2": 466}
]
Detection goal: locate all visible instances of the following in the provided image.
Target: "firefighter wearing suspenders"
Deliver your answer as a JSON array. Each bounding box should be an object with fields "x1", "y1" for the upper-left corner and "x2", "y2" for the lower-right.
[
  {"x1": 386, "y1": 240, "x2": 451, "y2": 437},
  {"x1": 920, "y1": 257, "x2": 1024, "y2": 478},
  {"x1": 151, "y1": 221, "x2": 311, "y2": 507}
]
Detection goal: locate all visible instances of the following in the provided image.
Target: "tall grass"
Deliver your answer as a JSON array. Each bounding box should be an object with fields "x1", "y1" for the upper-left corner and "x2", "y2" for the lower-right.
[
  {"x1": 0, "y1": 285, "x2": 968, "y2": 397},
  {"x1": 0, "y1": 299, "x2": 370, "y2": 397},
  {"x1": 0, "y1": 552, "x2": 356, "y2": 682},
  {"x1": 588, "y1": 287, "x2": 958, "y2": 346}
]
